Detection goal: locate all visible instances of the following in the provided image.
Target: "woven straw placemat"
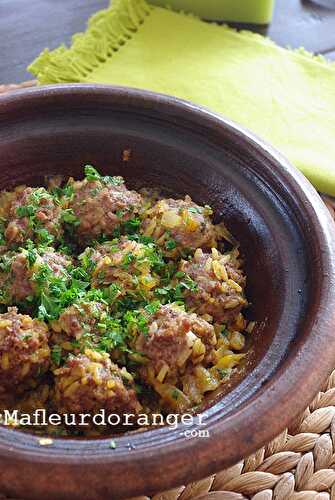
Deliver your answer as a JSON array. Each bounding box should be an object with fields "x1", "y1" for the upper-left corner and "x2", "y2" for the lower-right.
[{"x1": 1, "y1": 81, "x2": 335, "y2": 500}]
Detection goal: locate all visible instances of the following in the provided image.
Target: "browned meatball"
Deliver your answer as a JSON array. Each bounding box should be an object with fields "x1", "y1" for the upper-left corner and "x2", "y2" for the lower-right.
[
  {"x1": 51, "y1": 301, "x2": 107, "y2": 340},
  {"x1": 67, "y1": 176, "x2": 142, "y2": 242},
  {"x1": 136, "y1": 304, "x2": 216, "y2": 380},
  {"x1": 1, "y1": 186, "x2": 62, "y2": 246},
  {"x1": 81, "y1": 237, "x2": 162, "y2": 298},
  {"x1": 0, "y1": 248, "x2": 72, "y2": 304},
  {"x1": 0, "y1": 307, "x2": 50, "y2": 394},
  {"x1": 141, "y1": 196, "x2": 217, "y2": 255},
  {"x1": 180, "y1": 247, "x2": 247, "y2": 323},
  {"x1": 53, "y1": 349, "x2": 141, "y2": 416}
]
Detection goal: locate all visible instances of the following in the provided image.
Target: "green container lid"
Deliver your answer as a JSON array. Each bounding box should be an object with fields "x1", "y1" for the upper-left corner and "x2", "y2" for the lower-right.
[{"x1": 148, "y1": 0, "x2": 275, "y2": 24}]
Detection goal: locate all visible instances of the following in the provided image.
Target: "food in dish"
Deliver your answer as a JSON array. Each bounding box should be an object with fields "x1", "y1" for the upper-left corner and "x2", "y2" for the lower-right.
[{"x1": 0, "y1": 166, "x2": 253, "y2": 435}]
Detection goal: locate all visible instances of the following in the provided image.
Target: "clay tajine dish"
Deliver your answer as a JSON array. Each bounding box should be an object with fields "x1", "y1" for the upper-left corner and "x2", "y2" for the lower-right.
[{"x1": 0, "y1": 84, "x2": 335, "y2": 499}]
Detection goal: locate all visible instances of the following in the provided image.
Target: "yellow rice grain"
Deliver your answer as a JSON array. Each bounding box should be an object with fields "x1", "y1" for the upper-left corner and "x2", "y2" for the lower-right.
[
  {"x1": 0, "y1": 320, "x2": 12, "y2": 328},
  {"x1": 194, "y1": 248, "x2": 203, "y2": 261},
  {"x1": 192, "y1": 338, "x2": 206, "y2": 358},
  {"x1": 246, "y1": 321, "x2": 256, "y2": 333},
  {"x1": 21, "y1": 362, "x2": 31, "y2": 377},
  {"x1": 205, "y1": 257, "x2": 212, "y2": 272},
  {"x1": 227, "y1": 279, "x2": 242, "y2": 292},
  {"x1": 157, "y1": 363, "x2": 169, "y2": 383},
  {"x1": 1, "y1": 353, "x2": 9, "y2": 370},
  {"x1": 212, "y1": 260, "x2": 228, "y2": 281},
  {"x1": 229, "y1": 331, "x2": 245, "y2": 351}
]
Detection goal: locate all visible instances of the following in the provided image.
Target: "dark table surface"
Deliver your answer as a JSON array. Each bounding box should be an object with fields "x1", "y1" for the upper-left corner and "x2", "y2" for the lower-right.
[{"x1": 1, "y1": 0, "x2": 335, "y2": 84}]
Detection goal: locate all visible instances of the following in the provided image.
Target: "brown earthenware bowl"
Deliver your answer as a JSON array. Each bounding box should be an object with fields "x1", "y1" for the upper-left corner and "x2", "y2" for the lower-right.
[{"x1": 0, "y1": 84, "x2": 335, "y2": 500}]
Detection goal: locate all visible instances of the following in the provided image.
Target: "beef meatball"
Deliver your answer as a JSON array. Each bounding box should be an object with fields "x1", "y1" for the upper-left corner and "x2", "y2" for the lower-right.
[
  {"x1": 67, "y1": 175, "x2": 142, "y2": 242},
  {"x1": 141, "y1": 196, "x2": 217, "y2": 255},
  {"x1": 0, "y1": 186, "x2": 62, "y2": 246},
  {"x1": 0, "y1": 307, "x2": 50, "y2": 394},
  {"x1": 51, "y1": 301, "x2": 107, "y2": 340},
  {"x1": 0, "y1": 247, "x2": 72, "y2": 305},
  {"x1": 180, "y1": 247, "x2": 247, "y2": 323},
  {"x1": 136, "y1": 304, "x2": 217, "y2": 381},
  {"x1": 53, "y1": 349, "x2": 141, "y2": 416},
  {"x1": 81, "y1": 237, "x2": 162, "y2": 299}
]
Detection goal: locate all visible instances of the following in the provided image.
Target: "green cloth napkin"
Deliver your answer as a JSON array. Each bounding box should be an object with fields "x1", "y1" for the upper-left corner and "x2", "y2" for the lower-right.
[{"x1": 29, "y1": 0, "x2": 335, "y2": 195}]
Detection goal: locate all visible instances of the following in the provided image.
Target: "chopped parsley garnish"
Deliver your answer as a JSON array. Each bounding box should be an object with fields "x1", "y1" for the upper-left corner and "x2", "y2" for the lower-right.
[
  {"x1": 165, "y1": 239, "x2": 177, "y2": 251},
  {"x1": 123, "y1": 218, "x2": 141, "y2": 235},
  {"x1": 216, "y1": 368, "x2": 230, "y2": 379},
  {"x1": 115, "y1": 209, "x2": 126, "y2": 218},
  {"x1": 97, "y1": 319, "x2": 126, "y2": 352},
  {"x1": 144, "y1": 300, "x2": 161, "y2": 315},
  {"x1": 0, "y1": 218, "x2": 6, "y2": 246},
  {"x1": 0, "y1": 254, "x2": 13, "y2": 274},
  {"x1": 35, "y1": 228, "x2": 54, "y2": 246},
  {"x1": 122, "y1": 252, "x2": 136, "y2": 269},
  {"x1": 171, "y1": 389, "x2": 179, "y2": 400},
  {"x1": 84, "y1": 165, "x2": 124, "y2": 187},
  {"x1": 29, "y1": 259, "x2": 89, "y2": 321},
  {"x1": 221, "y1": 326, "x2": 229, "y2": 338},
  {"x1": 61, "y1": 209, "x2": 79, "y2": 225},
  {"x1": 52, "y1": 183, "x2": 75, "y2": 201},
  {"x1": 188, "y1": 207, "x2": 201, "y2": 214},
  {"x1": 104, "y1": 176, "x2": 124, "y2": 186},
  {"x1": 51, "y1": 345, "x2": 62, "y2": 366},
  {"x1": 155, "y1": 273, "x2": 197, "y2": 304},
  {"x1": 16, "y1": 205, "x2": 35, "y2": 218},
  {"x1": 25, "y1": 240, "x2": 38, "y2": 267},
  {"x1": 110, "y1": 440, "x2": 116, "y2": 449},
  {"x1": 84, "y1": 165, "x2": 101, "y2": 181}
]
